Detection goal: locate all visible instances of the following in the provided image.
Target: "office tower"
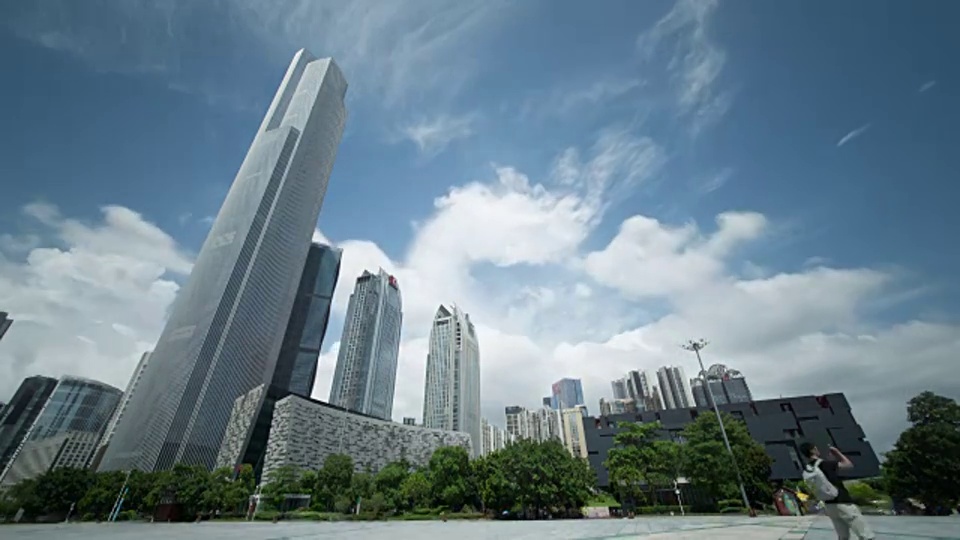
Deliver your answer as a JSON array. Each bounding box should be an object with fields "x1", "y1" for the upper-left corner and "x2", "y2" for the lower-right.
[
  {"x1": 657, "y1": 366, "x2": 694, "y2": 409},
  {"x1": 691, "y1": 364, "x2": 753, "y2": 408},
  {"x1": 551, "y1": 378, "x2": 585, "y2": 410},
  {"x1": 533, "y1": 407, "x2": 565, "y2": 443},
  {"x1": 561, "y1": 405, "x2": 588, "y2": 458},
  {"x1": 91, "y1": 352, "x2": 151, "y2": 470},
  {"x1": 0, "y1": 376, "x2": 58, "y2": 472},
  {"x1": 599, "y1": 398, "x2": 637, "y2": 417},
  {"x1": 611, "y1": 378, "x2": 628, "y2": 400},
  {"x1": 542, "y1": 396, "x2": 552, "y2": 408},
  {"x1": 100, "y1": 50, "x2": 348, "y2": 473},
  {"x1": 273, "y1": 243, "x2": 342, "y2": 397},
  {"x1": 1, "y1": 377, "x2": 121, "y2": 485},
  {"x1": 403, "y1": 417, "x2": 416, "y2": 426},
  {"x1": 329, "y1": 269, "x2": 402, "y2": 420},
  {"x1": 0, "y1": 312, "x2": 12, "y2": 342},
  {"x1": 423, "y1": 305, "x2": 481, "y2": 456},
  {"x1": 504, "y1": 405, "x2": 528, "y2": 440}
]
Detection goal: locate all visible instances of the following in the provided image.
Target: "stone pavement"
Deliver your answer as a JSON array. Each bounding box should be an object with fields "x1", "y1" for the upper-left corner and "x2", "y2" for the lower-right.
[{"x1": 1, "y1": 515, "x2": 958, "y2": 539}]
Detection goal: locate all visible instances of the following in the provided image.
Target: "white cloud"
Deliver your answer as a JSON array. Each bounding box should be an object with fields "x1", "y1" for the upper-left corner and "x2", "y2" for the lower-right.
[
  {"x1": 837, "y1": 123, "x2": 872, "y2": 147},
  {"x1": 918, "y1": 80, "x2": 936, "y2": 93},
  {"x1": 401, "y1": 113, "x2": 477, "y2": 156}
]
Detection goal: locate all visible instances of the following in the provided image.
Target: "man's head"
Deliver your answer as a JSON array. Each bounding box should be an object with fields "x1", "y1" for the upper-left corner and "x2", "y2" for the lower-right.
[{"x1": 799, "y1": 442, "x2": 820, "y2": 460}]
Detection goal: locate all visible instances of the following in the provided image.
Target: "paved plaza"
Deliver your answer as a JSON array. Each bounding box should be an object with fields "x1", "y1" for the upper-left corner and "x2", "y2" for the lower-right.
[{"x1": 1, "y1": 515, "x2": 957, "y2": 539}]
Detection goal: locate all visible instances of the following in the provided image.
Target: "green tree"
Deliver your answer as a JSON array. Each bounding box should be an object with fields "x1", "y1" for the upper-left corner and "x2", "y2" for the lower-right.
[
  {"x1": 79, "y1": 470, "x2": 127, "y2": 519},
  {"x1": 4, "y1": 477, "x2": 41, "y2": 517},
  {"x1": 845, "y1": 481, "x2": 879, "y2": 506},
  {"x1": 400, "y1": 470, "x2": 432, "y2": 510},
  {"x1": 681, "y1": 412, "x2": 772, "y2": 505},
  {"x1": 604, "y1": 421, "x2": 664, "y2": 507},
  {"x1": 882, "y1": 392, "x2": 960, "y2": 512},
  {"x1": 224, "y1": 464, "x2": 256, "y2": 514},
  {"x1": 314, "y1": 454, "x2": 354, "y2": 511},
  {"x1": 349, "y1": 471, "x2": 374, "y2": 504},
  {"x1": 262, "y1": 465, "x2": 301, "y2": 511},
  {"x1": 32, "y1": 467, "x2": 96, "y2": 516},
  {"x1": 374, "y1": 459, "x2": 409, "y2": 512},
  {"x1": 427, "y1": 446, "x2": 473, "y2": 510},
  {"x1": 146, "y1": 464, "x2": 212, "y2": 517},
  {"x1": 365, "y1": 491, "x2": 388, "y2": 516}
]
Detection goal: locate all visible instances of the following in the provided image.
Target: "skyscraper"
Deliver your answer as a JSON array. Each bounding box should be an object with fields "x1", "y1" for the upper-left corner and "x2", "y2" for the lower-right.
[
  {"x1": 657, "y1": 366, "x2": 694, "y2": 410},
  {"x1": 691, "y1": 364, "x2": 753, "y2": 407},
  {"x1": 91, "y1": 351, "x2": 152, "y2": 469},
  {"x1": 100, "y1": 50, "x2": 348, "y2": 472},
  {"x1": 423, "y1": 305, "x2": 481, "y2": 456},
  {"x1": 329, "y1": 269, "x2": 402, "y2": 420},
  {"x1": 610, "y1": 378, "x2": 628, "y2": 400},
  {"x1": 0, "y1": 312, "x2": 12, "y2": 342},
  {"x1": 1, "y1": 376, "x2": 121, "y2": 485},
  {"x1": 273, "y1": 243, "x2": 342, "y2": 397},
  {"x1": 0, "y1": 376, "x2": 58, "y2": 472},
  {"x1": 551, "y1": 378, "x2": 585, "y2": 410}
]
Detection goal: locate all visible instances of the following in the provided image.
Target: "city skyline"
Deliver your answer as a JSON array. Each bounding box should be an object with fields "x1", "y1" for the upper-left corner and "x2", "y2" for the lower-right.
[{"x1": 98, "y1": 50, "x2": 349, "y2": 472}]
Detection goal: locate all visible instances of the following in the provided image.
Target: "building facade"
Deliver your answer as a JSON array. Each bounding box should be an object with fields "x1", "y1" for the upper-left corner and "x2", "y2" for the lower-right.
[
  {"x1": 0, "y1": 376, "x2": 58, "y2": 472},
  {"x1": 610, "y1": 378, "x2": 628, "y2": 400},
  {"x1": 329, "y1": 269, "x2": 402, "y2": 420},
  {"x1": 92, "y1": 352, "x2": 151, "y2": 469},
  {"x1": 691, "y1": 364, "x2": 753, "y2": 408},
  {"x1": 599, "y1": 397, "x2": 638, "y2": 416},
  {"x1": 551, "y1": 378, "x2": 585, "y2": 410},
  {"x1": 583, "y1": 393, "x2": 880, "y2": 486},
  {"x1": 481, "y1": 418, "x2": 509, "y2": 456},
  {"x1": 561, "y1": 406, "x2": 588, "y2": 459},
  {"x1": 0, "y1": 311, "x2": 12, "y2": 342},
  {"x1": 403, "y1": 417, "x2": 416, "y2": 426},
  {"x1": 657, "y1": 366, "x2": 694, "y2": 410},
  {"x1": 100, "y1": 50, "x2": 347, "y2": 473},
  {"x1": 273, "y1": 243, "x2": 341, "y2": 397},
  {"x1": 1, "y1": 431, "x2": 101, "y2": 488},
  {"x1": 422, "y1": 305, "x2": 481, "y2": 457},
  {"x1": 262, "y1": 394, "x2": 471, "y2": 480},
  {"x1": 1, "y1": 377, "x2": 121, "y2": 483},
  {"x1": 505, "y1": 405, "x2": 529, "y2": 440}
]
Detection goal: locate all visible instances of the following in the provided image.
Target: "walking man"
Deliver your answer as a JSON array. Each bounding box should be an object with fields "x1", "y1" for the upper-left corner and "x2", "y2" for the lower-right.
[{"x1": 800, "y1": 442, "x2": 875, "y2": 540}]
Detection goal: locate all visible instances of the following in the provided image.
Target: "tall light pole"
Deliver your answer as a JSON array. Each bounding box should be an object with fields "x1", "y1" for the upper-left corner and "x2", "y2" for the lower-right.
[{"x1": 681, "y1": 339, "x2": 752, "y2": 513}]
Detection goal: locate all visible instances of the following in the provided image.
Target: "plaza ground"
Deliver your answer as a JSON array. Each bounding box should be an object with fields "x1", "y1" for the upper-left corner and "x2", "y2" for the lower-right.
[{"x1": 2, "y1": 515, "x2": 957, "y2": 539}]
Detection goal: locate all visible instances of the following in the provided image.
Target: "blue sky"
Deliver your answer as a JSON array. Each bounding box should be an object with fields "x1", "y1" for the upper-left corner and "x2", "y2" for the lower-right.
[{"x1": 0, "y1": 0, "x2": 957, "y2": 453}]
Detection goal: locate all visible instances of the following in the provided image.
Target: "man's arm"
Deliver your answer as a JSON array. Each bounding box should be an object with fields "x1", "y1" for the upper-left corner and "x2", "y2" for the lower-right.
[{"x1": 829, "y1": 447, "x2": 854, "y2": 470}]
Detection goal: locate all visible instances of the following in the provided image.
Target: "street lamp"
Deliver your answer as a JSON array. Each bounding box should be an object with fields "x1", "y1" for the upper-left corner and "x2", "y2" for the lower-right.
[{"x1": 681, "y1": 339, "x2": 752, "y2": 514}]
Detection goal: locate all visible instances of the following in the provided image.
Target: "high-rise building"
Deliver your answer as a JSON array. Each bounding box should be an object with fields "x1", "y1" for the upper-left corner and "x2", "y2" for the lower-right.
[
  {"x1": 100, "y1": 50, "x2": 348, "y2": 473},
  {"x1": 273, "y1": 243, "x2": 342, "y2": 397},
  {"x1": 329, "y1": 269, "x2": 402, "y2": 420},
  {"x1": 657, "y1": 366, "x2": 694, "y2": 410},
  {"x1": 0, "y1": 376, "x2": 58, "y2": 472},
  {"x1": 503, "y1": 405, "x2": 564, "y2": 444},
  {"x1": 91, "y1": 351, "x2": 152, "y2": 469},
  {"x1": 542, "y1": 396, "x2": 552, "y2": 408},
  {"x1": 0, "y1": 312, "x2": 12, "y2": 342},
  {"x1": 1, "y1": 376, "x2": 121, "y2": 484},
  {"x1": 691, "y1": 364, "x2": 753, "y2": 408},
  {"x1": 551, "y1": 378, "x2": 585, "y2": 410},
  {"x1": 402, "y1": 417, "x2": 416, "y2": 426},
  {"x1": 561, "y1": 405, "x2": 589, "y2": 459},
  {"x1": 423, "y1": 305, "x2": 481, "y2": 457},
  {"x1": 504, "y1": 405, "x2": 529, "y2": 440},
  {"x1": 610, "y1": 378, "x2": 628, "y2": 400}
]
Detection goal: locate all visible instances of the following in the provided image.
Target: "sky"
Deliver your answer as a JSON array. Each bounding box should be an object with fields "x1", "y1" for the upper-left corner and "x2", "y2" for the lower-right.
[{"x1": 1, "y1": 0, "x2": 958, "y2": 455}]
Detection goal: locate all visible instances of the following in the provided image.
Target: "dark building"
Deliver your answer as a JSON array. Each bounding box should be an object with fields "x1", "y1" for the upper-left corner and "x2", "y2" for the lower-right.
[
  {"x1": 210, "y1": 244, "x2": 340, "y2": 479},
  {"x1": 272, "y1": 243, "x2": 342, "y2": 397},
  {"x1": 542, "y1": 396, "x2": 552, "y2": 408},
  {"x1": 691, "y1": 364, "x2": 753, "y2": 408},
  {"x1": 584, "y1": 393, "x2": 879, "y2": 487},
  {"x1": 0, "y1": 376, "x2": 58, "y2": 472},
  {"x1": 0, "y1": 312, "x2": 12, "y2": 342}
]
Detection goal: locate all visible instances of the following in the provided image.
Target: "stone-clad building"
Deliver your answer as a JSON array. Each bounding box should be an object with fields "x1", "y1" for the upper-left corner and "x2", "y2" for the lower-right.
[
  {"x1": 259, "y1": 394, "x2": 471, "y2": 481},
  {"x1": 584, "y1": 393, "x2": 879, "y2": 487}
]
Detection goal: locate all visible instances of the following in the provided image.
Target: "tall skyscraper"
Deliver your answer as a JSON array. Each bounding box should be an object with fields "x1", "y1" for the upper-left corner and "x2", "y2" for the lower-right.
[
  {"x1": 1, "y1": 376, "x2": 121, "y2": 484},
  {"x1": 0, "y1": 376, "x2": 58, "y2": 472},
  {"x1": 691, "y1": 364, "x2": 753, "y2": 408},
  {"x1": 657, "y1": 366, "x2": 694, "y2": 410},
  {"x1": 91, "y1": 351, "x2": 152, "y2": 469},
  {"x1": 273, "y1": 243, "x2": 342, "y2": 397},
  {"x1": 551, "y1": 378, "x2": 585, "y2": 410},
  {"x1": 329, "y1": 269, "x2": 402, "y2": 420},
  {"x1": 100, "y1": 50, "x2": 348, "y2": 472},
  {"x1": 0, "y1": 312, "x2": 12, "y2": 342},
  {"x1": 610, "y1": 378, "x2": 628, "y2": 400},
  {"x1": 423, "y1": 305, "x2": 481, "y2": 456},
  {"x1": 561, "y1": 405, "x2": 589, "y2": 458}
]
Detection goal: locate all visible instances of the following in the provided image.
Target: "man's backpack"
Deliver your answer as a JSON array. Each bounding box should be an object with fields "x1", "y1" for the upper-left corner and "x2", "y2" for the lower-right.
[{"x1": 802, "y1": 459, "x2": 839, "y2": 501}]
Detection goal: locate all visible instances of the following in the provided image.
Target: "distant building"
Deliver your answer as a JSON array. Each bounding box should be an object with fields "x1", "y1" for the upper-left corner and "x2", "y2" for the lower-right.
[
  {"x1": 403, "y1": 417, "x2": 416, "y2": 426},
  {"x1": 561, "y1": 406, "x2": 588, "y2": 459},
  {"x1": 584, "y1": 393, "x2": 880, "y2": 486},
  {"x1": 0, "y1": 376, "x2": 58, "y2": 472},
  {"x1": 480, "y1": 418, "x2": 508, "y2": 456},
  {"x1": 503, "y1": 405, "x2": 564, "y2": 444},
  {"x1": 260, "y1": 394, "x2": 470, "y2": 481},
  {"x1": 599, "y1": 397, "x2": 637, "y2": 416},
  {"x1": 610, "y1": 378, "x2": 628, "y2": 400},
  {"x1": 657, "y1": 366, "x2": 694, "y2": 409},
  {"x1": 92, "y1": 351, "x2": 152, "y2": 469},
  {"x1": 542, "y1": 396, "x2": 552, "y2": 408},
  {"x1": 691, "y1": 364, "x2": 753, "y2": 408},
  {"x1": 0, "y1": 312, "x2": 12, "y2": 342},
  {"x1": 505, "y1": 405, "x2": 529, "y2": 440},
  {"x1": 551, "y1": 378, "x2": 585, "y2": 410},
  {"x1": 422, "y1": 305, "x2": 481, "y2": 457},
  {"x1": 1, "y1": 376, "x2": 121, "y2": 485},
  {"x1": 2, "y1": 432, "x2": 102, "y2": 487}
]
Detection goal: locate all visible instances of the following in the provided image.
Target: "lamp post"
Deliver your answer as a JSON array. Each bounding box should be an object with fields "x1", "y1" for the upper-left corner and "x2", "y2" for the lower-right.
[{"x1": 682, "y1": 339, "x2": 752, "y2": 514}]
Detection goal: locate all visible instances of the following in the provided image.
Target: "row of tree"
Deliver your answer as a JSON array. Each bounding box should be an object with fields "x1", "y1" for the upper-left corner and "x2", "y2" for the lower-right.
[{"x1": 605, "y1": 411, "x2": 773, "y2": 509}]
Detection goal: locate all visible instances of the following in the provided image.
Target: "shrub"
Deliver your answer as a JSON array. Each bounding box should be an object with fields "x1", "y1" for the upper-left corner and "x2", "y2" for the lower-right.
[{"x1": 717, "y1": 499, "x2": 744, "y2": 508}]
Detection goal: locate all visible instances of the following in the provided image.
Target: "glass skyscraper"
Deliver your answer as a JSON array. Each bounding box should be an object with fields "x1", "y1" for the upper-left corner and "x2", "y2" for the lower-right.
[
  {"x1": 100, "y1": 50, "x2": 348, "y2": 472},
  {"x1": 423, "y1": 305, "x2": 481, "y2": 457},
  {"x1": 657, "y1": 365, "x2": 695, "y2": 409},
  {"x1": 691, "y1": 364, "x2": 753, "y2": 408},
  {"x1": 0, "y1": 376, "x2": 57, "y2": 472},
  {"x1": 551, "y1": 378, "x2": 585, "y2": 410},
  {"x1": 329, "y1": 269, "x2": 403, "y2": 420},
  {"x1": 272, "y1": 242, "x2": 342, "y2": 397}
]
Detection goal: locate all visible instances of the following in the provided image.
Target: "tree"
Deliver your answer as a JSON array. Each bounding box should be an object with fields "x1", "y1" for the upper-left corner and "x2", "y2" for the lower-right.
[
  {"x1": 374, "y1": 459, "x2": 409, "y2": 512},
  {"x1": 79, "y1": 470, "x2": 127, "y2": 519},
  {"x1": 33, "y1": 467, "x2": 96, "y2": 516},
  {"x1": 262, "y1": 465, "x2": 301, "y2": 511},
  {"x1": 400, "y1": 470, "x2": 432, "y2": 510},
  {"x1": 427, "y1": 446, "x2": 473, "y2": 510},
  {"x1": 604, "y1": 422, "x2": 664, "y2": 507},
  {"x1": 882, "y1": 392, "x2": 960, "y2": 512},
  {"x1": 223, "y1": 465, "x2": 256, "y2": 514},
  {"x1": 845, "y1": 481, "x2": 879, "y2": 506},
  {"x1": 314, "y1": 454, "x2": 353, "y2": 511},
  {"x1": 681, "y1": 412, "x2": 772, "y2": 505},
  {"x1": 146, "y1": 464, "x2": 212, "y2": 517}
]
